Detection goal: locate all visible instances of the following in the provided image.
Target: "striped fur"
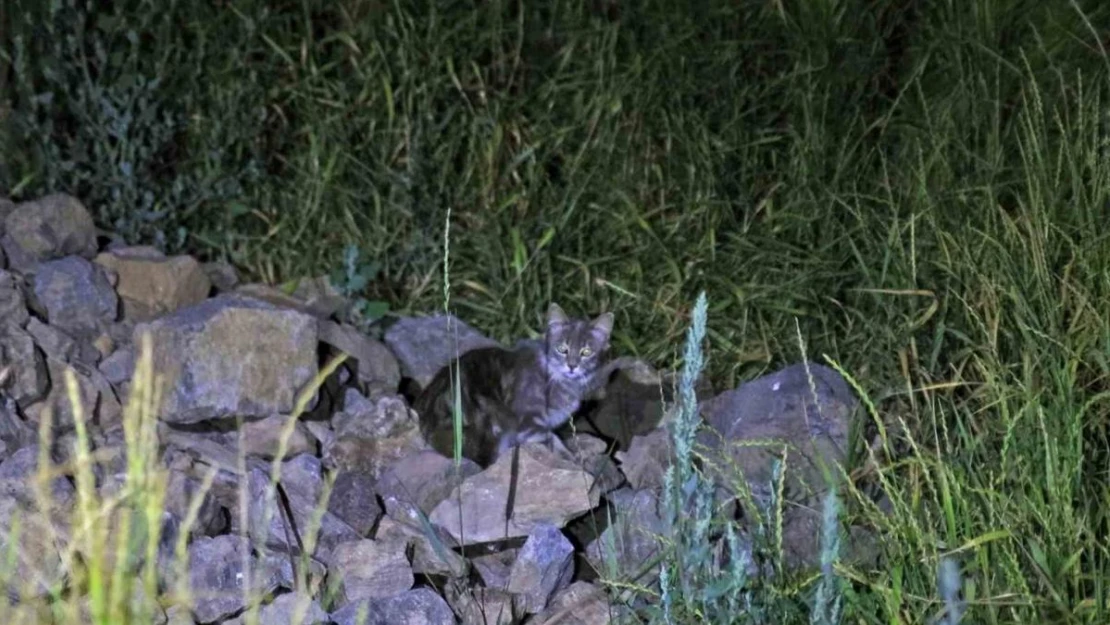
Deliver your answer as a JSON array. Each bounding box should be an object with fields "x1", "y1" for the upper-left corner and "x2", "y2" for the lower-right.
[{"x1": 414, "y1": 303, "x2": 615, "y2": 467}]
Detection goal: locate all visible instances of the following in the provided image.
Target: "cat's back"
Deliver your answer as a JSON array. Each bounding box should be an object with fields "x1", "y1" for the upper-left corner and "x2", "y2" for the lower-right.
[
  {"x1": 413, "y1": 343, "x2": 527, "y2": 465},
  {"x1": 413, "y1": 345, "x2": 516, "y2": 415},
  {"x1": 458, "y1": 338, "x2": 544, "y2": 378}
]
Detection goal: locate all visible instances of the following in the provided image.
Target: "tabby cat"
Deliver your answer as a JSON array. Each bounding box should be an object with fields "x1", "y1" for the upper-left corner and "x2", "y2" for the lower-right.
[{"x1": 414, "y1": 303, "x2": 616, "y2": 467}]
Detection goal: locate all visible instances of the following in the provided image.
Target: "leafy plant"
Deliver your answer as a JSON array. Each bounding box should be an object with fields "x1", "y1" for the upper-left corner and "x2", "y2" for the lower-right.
[{"x1": 328, "y1": 244, "x2": 390, "y2": 330}]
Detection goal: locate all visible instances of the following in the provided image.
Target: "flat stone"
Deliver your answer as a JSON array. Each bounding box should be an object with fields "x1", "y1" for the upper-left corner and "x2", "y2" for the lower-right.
[
  {"x1": 0, "y1": 323, "x2": 48, "y2": 407},
  {"x1": 330, "y1": 588, "x2": 454, "y2": 625},
  {"x1": 32, "y1": 256, "x2": 119, "y2": 339},
  {"x1": 383, "y1": 314, "x2": 500, "y2": 388},
  {"x1": 133, "y1": 295, "x2": 318, "y2": 424},
  {"x1": 95, "y1": 248, "x2": 211, "y2": 321},
  {"x1": 697, "y1": 361, "x2": 856, "y2": 498},
  {"x1": 507, "y1": 523, "x2": 575, "y2": 613},
  {"x1": 257, "y1": 592, "x2": 329, "y2": 625},
  {"x1": 324, "y1": 538, "x2": 414, "y2": 603},
  {"x1": 318, "y1": 320, "x2": 401, "y2": 395},
  {"x1": 1, "y1": 194, "x2": 97, "y2": 272},
  {"x1": 430, "y1": 443, "x2": 601, "y2": 545},
  {"x1": 0, "y1": 270, "x2": 29, "y2": 327}
]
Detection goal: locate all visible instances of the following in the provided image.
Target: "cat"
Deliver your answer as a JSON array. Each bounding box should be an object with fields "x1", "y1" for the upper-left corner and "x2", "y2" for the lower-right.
[{"x1": 414, "y1": 303, "x2": 617, "y2": 467}]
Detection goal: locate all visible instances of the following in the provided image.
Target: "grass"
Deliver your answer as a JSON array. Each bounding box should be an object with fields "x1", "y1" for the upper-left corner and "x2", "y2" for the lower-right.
[{"x1": 3, "y1": 0, "x2": 1110, "y2": 622}]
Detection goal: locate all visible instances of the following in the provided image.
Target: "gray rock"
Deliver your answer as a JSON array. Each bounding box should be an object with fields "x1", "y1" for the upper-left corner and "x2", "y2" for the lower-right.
[
  {"x1": 0, "y1": 444, "x2": 75, "y2": 506},
  {"x1": 331, "y1": 588, "x2": 454, "y2": 625},
  {"x1": 0, "y1": 446, "x2": 73, "y2": 601},
  {"x1": 446, "y1": 583, "x2": 519, "y2": 625},
  {"x1": 0, "y1": 496, "x2": 67, "y2": 601},
  {"x1": 84, "y1": 359, "x2": 123, "y2": 424},
  {"x1": 107, "y1": 318, "x2": 136, "y2": 350},
  {"x1": 0, "y1": 322, "x2": 48, "y2": 407},
  {"x1": 261, "y1": 552, "x2": 327, "y2": 595},
  {"x1": 530, "y1": 581, "x2": 619, "y2": 625},
  {"x1": 91, "y1": 331, "x2": 115, "y2": 361},
  {"x1": 88, "y1": 425, "x2": 129, "y2": 479},
  {"x1": 38, "y1": 357, "x2": 119, "y2": 431},
  {"x1": 697, "y1": 361, "x2": 855, "y2": 499},
  {"x1": 32, "y1": 256, "x2": 119, "y2": 340},
  {"x1": 0, "y1": 270, "x2": 29, "y2": 327},
  {"x1": 257, "y1": 592, "x2": 330, "y2": 625},
  {"x1": 383, "y1": 314, "x2": 500, "y2": 389},
  {"x1": 319, "y1": 320, "x2": 401, "y2": 395},
  {"x1": 235, "y1": 282, "x2": 345, "y2": 320},
  {"x1": 429, "y1": 443, "x2": 601, "y2": 545},
  {"x1": 472, "y1": 549, "x2": 516, "y2": 589},
  {"x1": 577, "y1": 358, "x2": 677, "y2": 449},
  {"x1": 507, "y1": 523, "x2": 575, "y2": 613},
  {"x1": 614, "y1": 428, "x2": 672, "y2": 491},
  {"x1": 291, "y1": 275, "x2": 350, "y2": 318},
  {"x1": 373, "y1": 515, "x2": 467, "y2": 578},
  {"x1": 585, "y1": 488, "x2": 666, "y2": 586},
  {"x1": 25, "y1": 316, "x2": 86, "y2": 364},
  {"x1": 280, "y1": 453, "x2": 327, "y2": 501},
  {"x1": 186, "y1": 535, "x2": 272, "y2": 624},
  {"x1": 202, "y1": 260, "x2": 240, "y2": 293},
  {"x1": 302, "y1": 418, "x2": 334, "y2": 452},
  {"x1": 157, "y1": 427, "x2": 261, "y2": 516},
  {"x1": 1, "y1": 193, "x2": 98, "y2": 272},
  {"x1": 0, "y1": 393, "x2": 34, "y2": 449},
  {"x1": 103, "y1": 245, "x2": 165, "y2": 259},
  {"x1": 569, "y1": 434, "x2": 625, "y2": 496},
  {"x1": 775, "y1": 494, "x2": 884, "y2": 573},
  {"x1": 95, "y1": 248, "x2": 212, "y2": 321},
  {"x1": 333, "y1": 389, "x2": 415, "y2": 440},
  {"x1": 327, "y1": 468, "x2": 383, "y2": 537},
  {"x1": 99, "y1": 345, "x2": 135, "y2": 386},
  {"x1": 324, "y1": 537, "x2": 414, "y2": 603},
  {"x1": 231, "y1": 414, "x2": 316, "y2": 460},
  {"x1": 377, "y1": 449, "x2": 481, "y2": 519},
  {"x1": 133, "y1": 295, "x2": 319, "y2": 424},
  {"x1": 323, "y1": 396, "x2": 425, "y2": 479},
  {"x1": 162, "y1": 468, "x2": 227, "y2": 538},
  {"x1": 246, "y1": 459, "x2": 362, "y2": 556}
]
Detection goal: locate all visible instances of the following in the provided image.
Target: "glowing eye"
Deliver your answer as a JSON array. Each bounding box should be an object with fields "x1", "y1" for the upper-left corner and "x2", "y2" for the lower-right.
[
  {"x1": 580, "y1": 347, "x2": 592, "y2": 357},
  {"x1": 557, "y1": 344, "x2": 569, "y2": 354}
]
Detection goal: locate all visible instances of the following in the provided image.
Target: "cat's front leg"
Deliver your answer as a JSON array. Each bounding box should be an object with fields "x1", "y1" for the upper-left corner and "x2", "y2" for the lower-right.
[
  {"x1": 495, "y1": 432, "x2": 518, "y2": 460},
  {"x1": 524, "y1": 428, "x2": 577, "y2": 463}
]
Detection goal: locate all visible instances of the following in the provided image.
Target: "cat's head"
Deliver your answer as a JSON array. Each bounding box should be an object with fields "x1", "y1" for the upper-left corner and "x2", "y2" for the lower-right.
[{"x1": 543, "y1": 303, "x2": 614, "y2": 380}]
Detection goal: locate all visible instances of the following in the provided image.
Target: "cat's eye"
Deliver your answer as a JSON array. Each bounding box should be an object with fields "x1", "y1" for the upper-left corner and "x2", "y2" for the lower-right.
[
  {"x1": 557, "y1": 343, "x2": 569, "y2": 354},
  {"x1": 580, "y1": 347, "x2": 593, "y2": 357}
]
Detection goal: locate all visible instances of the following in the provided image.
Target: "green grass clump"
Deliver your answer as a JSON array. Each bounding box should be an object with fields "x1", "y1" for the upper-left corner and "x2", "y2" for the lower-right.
[{"x1": 4, "y1": 0, "x2": 1110, "y2": 622}]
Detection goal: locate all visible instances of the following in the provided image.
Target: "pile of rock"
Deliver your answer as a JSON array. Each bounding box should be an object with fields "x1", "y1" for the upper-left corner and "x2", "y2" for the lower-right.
[{"x1": 0, "y1": 194, "x2": 867, "y2": 625}]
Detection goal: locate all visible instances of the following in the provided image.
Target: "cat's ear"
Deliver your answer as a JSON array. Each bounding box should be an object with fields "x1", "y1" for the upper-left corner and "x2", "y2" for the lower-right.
[
  {"x1": 547, "y1": 303, "x2": 569, "y2": 327},
  {"x1": 592, "y1": 312, "x2": 614, "y2": 336}
]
